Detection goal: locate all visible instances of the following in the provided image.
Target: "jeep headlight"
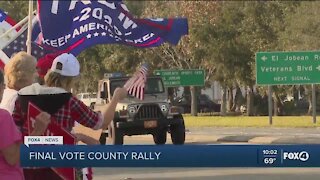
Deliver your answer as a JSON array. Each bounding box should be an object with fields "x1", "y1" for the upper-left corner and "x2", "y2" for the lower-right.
[
  {"x1": 160, "y1": 104, "x2": 168, "y2": 113},
  {"x1": 128, "y1": 106, "x2": 137, "y2": 114}
]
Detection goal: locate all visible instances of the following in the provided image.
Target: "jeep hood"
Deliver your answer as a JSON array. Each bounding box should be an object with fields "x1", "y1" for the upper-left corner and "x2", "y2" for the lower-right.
[{"x1": 116, "y1": 94, "x2": 168, "y2": 109}]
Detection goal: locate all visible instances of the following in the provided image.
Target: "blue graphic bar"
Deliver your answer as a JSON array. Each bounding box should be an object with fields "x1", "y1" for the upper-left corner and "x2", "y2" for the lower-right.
[{"x1": 20, "y1": 145, "x2": 320, "y2": 167}]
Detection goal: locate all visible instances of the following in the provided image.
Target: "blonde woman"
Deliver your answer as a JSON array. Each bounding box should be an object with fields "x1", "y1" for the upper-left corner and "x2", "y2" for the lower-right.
[
  {"x1": 13, "y1": 53, "x2": 127, "y2": 180},
  {"x1": 0, "y1": 70, "x2": 51, "y2": 180},
  {"x1": 0, "y1": 52, "x2": 37, "y2": 114}
]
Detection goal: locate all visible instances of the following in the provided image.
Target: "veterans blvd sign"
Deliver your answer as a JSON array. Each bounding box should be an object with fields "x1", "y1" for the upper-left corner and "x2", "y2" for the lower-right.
[
  {"x1": 154, "y1": 69, "x2": 205, "y2": 87},
  {"x1": 256, "y1": 51, "x2": 320, "y2": 85}
]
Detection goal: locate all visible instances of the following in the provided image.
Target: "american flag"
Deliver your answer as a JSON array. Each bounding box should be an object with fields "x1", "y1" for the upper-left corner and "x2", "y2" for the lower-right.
[
  {"x1": 0, "y1": 9, "x2": 19, "y2": 69},
  {"x1": 124, "y1": 64, "x2": 149, "y2": 100},
  {"x1": 0, "y1": 26, "x2": 52, "y2": 69}
]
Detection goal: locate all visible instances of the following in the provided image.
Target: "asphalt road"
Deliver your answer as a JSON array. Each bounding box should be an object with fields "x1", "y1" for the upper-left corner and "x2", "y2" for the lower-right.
[{"x1": 73, "y1": 125, "x2": 320, "y2": 180}]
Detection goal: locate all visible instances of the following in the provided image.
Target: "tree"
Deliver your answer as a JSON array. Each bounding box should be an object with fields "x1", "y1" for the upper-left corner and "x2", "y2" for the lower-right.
[
  {"x1": 279, "y1": 1, "x2": 320, "y2": 114},
  {"x1": 0, "y1": 1, "x2": 29, "y2": 22},
  {"x1": 140, "y1": 1, "x2": 219, "y2": 116},
  {"x1": 236, "y1": 1, "x2": 299, "y2": 115}
]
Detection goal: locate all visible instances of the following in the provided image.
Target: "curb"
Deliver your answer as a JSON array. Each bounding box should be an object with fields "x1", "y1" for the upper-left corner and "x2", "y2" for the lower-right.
[
  {"x1": 215, "y1": 135, "x2": 320, "y2": 144},
  {"x1": 216, "y1": 135, "x2": 258, "y2": 143},
  {"x1": 248, "y1": 136, "x2": 282, "y2": 144}
]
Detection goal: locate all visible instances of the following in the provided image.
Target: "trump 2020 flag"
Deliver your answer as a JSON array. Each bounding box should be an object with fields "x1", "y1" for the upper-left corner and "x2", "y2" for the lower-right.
[
  {"x1": 37, "y1": 0, "x2": 188, "y2": 55},
  {"x1": 124, "y1": 64, "x2": 148, "y2": 100},
  {"x1": 0, "y1": 9, "x2": 19, "y2": 69}
]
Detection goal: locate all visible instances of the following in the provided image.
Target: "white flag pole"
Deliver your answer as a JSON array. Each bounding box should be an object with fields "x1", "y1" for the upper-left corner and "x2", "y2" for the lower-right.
[{"x1": 26, "y1": 0, "x2": 33, "y2": 55}]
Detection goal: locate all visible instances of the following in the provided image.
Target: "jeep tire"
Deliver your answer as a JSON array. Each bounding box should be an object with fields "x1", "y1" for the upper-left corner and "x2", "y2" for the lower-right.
[
  {"x1": 153, "y1": 128, "x2": 167, "y2": 145},
  {"x1": 170, "y1": 114, "x2": 185, "y2": 145},
  {"x1": 108, "y1": 120, "x2": 124, "y2": 145}
]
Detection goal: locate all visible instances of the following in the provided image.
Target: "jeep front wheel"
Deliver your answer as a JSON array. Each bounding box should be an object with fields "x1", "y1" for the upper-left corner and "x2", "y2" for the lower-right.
[
  {"x1": 108, "y1": 121, "x2": 123, "y2": 145},
  {"x1": 153, "y1": 128, "x2": 167, "y2": 145},
  {"x1": 170, "y1": 115, "x2": 185, "y2": 145}
]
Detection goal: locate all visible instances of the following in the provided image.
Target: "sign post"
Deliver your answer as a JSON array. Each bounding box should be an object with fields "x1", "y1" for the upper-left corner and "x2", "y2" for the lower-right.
[
  {"x1": 268, "y1": 86, "x2": 273, "y2": 125},
  {"x1": 256, "y1": 51, "x2": 320, "y2": 124},
  {"x1": 154, "y1": 69, "x2": 205, "y2": 87},
  {"x1": 312, "y1": 84, "x2": 317, "y2": 124}
]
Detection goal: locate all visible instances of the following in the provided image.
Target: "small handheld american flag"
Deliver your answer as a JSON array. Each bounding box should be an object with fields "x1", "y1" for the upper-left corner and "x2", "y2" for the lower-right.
[{"x1": 124, "y1": 64, "x2": 149, "y2": 100}]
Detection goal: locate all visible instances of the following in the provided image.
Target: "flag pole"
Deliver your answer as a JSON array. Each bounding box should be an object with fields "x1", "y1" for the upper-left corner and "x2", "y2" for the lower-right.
[{"x1": 26, "y1": 0, "x2": 33, "y2": 55}]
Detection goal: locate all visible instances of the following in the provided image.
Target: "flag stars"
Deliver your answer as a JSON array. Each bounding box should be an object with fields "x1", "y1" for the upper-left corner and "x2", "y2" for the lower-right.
[
  {"x1": 94, "y1": 32, "x2": 99, "y2": 37},
  {"x1": 101, "y1": 32, "x2": 107, "y2": 36},
  {"x1": 86, "y1": 34, "x2": 92, "y2": 39}
]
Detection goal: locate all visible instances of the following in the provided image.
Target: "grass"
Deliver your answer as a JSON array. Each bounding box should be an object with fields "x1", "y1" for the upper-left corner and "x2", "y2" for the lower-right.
[{"x1": 183, "y1": 115, "x2": 320, "y2": 128}]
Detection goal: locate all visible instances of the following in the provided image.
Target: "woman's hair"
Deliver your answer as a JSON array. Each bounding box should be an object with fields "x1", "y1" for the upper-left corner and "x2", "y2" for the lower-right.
[
  {"x1": 44, "y1": 70, "x2": 77, "y2": 91},
  {"x1": 4, "y1": 51, "x2": 37, "y2": 90}
]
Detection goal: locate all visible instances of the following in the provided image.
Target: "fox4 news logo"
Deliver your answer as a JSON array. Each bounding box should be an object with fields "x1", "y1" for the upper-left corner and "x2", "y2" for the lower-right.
[{"x1": 283, "y1": 151, "x2": 309, "y2": 162}]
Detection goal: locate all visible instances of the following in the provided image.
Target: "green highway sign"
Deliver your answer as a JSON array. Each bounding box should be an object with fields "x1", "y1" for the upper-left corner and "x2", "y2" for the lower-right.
[
  {"x1": 256, "y1": 51, "x2": 320, "y2": 85},
  {"x1": 154, "y1": 69, "x2": 205, "y2": 87}
]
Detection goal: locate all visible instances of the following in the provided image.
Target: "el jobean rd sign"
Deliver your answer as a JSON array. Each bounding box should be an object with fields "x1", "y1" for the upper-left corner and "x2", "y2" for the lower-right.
[{"x1": 256, "y1": 51, "x2": 320, "y2": 85}]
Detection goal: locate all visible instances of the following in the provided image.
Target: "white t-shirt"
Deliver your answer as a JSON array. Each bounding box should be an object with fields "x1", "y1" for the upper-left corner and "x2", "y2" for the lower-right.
[{"x1": 0, "y1": 88, "x2": 18, "y2": 114}]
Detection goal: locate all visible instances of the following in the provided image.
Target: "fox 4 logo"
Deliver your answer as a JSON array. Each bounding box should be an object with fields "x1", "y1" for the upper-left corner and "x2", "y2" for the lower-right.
[{"x1": 283, "y1": 151, "x2": 309, "y2": 162}]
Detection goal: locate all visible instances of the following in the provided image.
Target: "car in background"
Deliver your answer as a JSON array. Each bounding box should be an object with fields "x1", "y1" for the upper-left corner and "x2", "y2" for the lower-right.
[
  {"x1": 198, "y1": 94, "x2": 221, "y2": 112},
  {"x1": 77, "y1": 92, "x2": 97, "y2": 109},
  {"x1": 172, "y1": 94, "x2": 221, "y2": 113}
]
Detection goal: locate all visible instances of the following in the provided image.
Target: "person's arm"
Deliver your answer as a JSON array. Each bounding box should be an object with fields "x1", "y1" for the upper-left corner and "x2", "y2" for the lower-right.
[
  {"x1": 74, "y1": 133, "x2": 99, "y2": 145},
  {"x1": 101, "y1": 87, "x2": 127, "y2": 129},
  {"x1": 1, "y1": 112, "x2": 51, "y2": 166},
  {"x1": 73, "y1": 88, "x2": 127, "y2": 130},
  {"x1": 1, "y1": 143, "x2": 20, "y2": 166}
]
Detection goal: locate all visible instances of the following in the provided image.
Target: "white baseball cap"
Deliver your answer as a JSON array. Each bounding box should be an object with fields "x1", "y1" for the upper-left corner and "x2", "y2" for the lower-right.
[{"x1": 50, "y1": 53, "x2": 80, "y2": 77}]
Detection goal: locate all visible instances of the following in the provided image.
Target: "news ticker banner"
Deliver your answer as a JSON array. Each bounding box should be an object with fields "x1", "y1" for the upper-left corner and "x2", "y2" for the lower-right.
[{"x1": 21, "y1": 144, "x2": 320, "y2": 167}]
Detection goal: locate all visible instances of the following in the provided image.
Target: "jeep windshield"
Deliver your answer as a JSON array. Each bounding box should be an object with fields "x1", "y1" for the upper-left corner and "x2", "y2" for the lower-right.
[{"x1": 110, "y1": 77, "x2": 164, "y2": 96}]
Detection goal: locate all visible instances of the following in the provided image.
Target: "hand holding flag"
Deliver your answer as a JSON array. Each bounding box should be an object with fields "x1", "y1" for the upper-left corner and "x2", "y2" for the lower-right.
[{"x1": 124, "y1": 64, "x2": 149, "y2": 100}]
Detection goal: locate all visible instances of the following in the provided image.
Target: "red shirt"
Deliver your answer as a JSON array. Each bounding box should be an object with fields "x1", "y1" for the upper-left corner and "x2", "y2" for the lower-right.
[{"x1": 13, "y1": 96, "x2": 102, "y2": 136}]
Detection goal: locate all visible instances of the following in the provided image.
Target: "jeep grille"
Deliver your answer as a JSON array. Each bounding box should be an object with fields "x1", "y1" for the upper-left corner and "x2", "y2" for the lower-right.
[{"x1": 135, "y1": 104, "x2": 163, "y2": 120}]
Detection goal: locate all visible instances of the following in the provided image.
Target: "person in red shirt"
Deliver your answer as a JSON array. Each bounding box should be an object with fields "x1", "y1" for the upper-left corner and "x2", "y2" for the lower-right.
[{"x1": 13, "y1": 53, "x2": 127, "y2": 180}]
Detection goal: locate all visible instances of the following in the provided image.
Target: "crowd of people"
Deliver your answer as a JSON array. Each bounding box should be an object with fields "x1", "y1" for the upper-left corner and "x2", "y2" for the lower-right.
[{"x1": 0, "y1": 51, "x2": 128, "y2": 180}]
